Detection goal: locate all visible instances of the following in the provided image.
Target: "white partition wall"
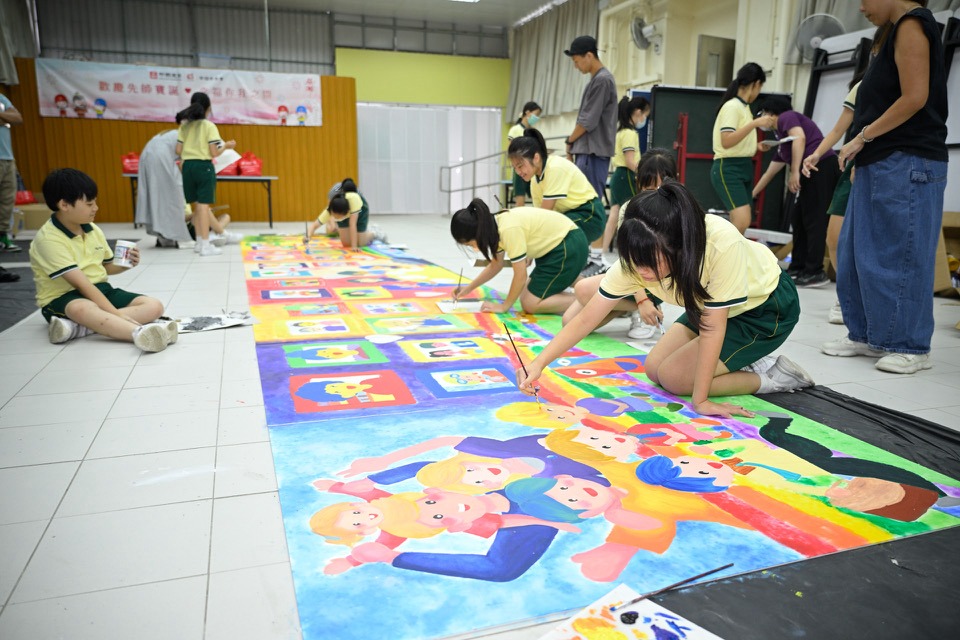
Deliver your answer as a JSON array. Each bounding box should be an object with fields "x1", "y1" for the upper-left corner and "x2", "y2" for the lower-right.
[{"x1": 356, "y1": 103, "x2": 502, "y2": 214}]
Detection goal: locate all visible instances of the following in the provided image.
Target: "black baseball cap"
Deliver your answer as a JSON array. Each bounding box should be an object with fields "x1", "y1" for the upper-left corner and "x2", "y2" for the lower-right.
[{"x1": 564, "y1": 35, "x2": 597, "y2": 57}]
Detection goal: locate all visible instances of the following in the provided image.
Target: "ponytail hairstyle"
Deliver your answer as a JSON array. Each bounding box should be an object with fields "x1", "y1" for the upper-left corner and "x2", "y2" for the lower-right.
[
  {"x1": 517, "y1": 101, "x2": 542, "y2": 124},
  {"x1": 716, "y1": 63, "x2": 766, "y2": 114},
  {"x1": 635, "y1": 148, "x2": 678, "y2": 191},
  {"x1": 450, "y1": 198, "x2": 501, "y2": 261},
  {"x1": 340, "y1": 178, "x2": 358, "y2": 194},
  {"x1": 175, "y1": 92, "x2": 211, "y2": 124},
  {"x1": 617, "y1": 181, "x2": 710, "y2": 328},
  {"x1": 507, "y1": 128, "x2": 549, "y2": 171},
  {"x1": 617, "y1": 96, "x2": 650, "y2": 131}
]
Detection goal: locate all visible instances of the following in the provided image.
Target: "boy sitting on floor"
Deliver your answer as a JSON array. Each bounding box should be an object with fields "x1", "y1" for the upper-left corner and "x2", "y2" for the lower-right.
[{"x1": 29, "y1": 168, "x2": 177, "y2": 352}]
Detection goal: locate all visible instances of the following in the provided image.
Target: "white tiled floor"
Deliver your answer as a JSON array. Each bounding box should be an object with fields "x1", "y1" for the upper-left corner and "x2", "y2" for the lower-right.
[{"x1": 0, "y1": 216, "x2": 958, "y2": 640}]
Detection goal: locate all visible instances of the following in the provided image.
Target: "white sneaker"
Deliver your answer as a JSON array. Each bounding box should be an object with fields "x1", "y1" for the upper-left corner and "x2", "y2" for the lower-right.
[
  {"x1": 151, "y1": 319, "x2": 179, "y2": 346},
  {"x1": 627, "y1": 312, "x2": 657, "y2": 340},
  {"x1": 208, "y1": 233, "x2": 227, "y2": 247},
  {"x1": 875, "y1": 352, "x2": 932, "y2": 374},
  {"x1": 48, "y1": 316, "x2": 93, "y2": 344},
  {"x1": 132, "y1": 324, "x2": 169, "y2": 353},
  {"x1": 193, "y1": 240, "x2": 201, "y2": 253},
  {"x1": 828, "y1": 301, "x2": 844, "y2": 325},
  {"x1": 821, "y1": 336, "x2": 886, "y2": 358},
  {"x1": 223, "y1": 231, "x2": 243, "y2": 244},
  {"x1": 198, "y1": 242, "x2": 222, "y2": 257},
  {"x1": 742, "y1": 354, "x2": 777, "y2": 375},
  {"x1": 757, "y1": 356, "x2": 815, "y2": 393},
  {"x1": 371, "y1": 225, "x2": 388, "y2": 244}
]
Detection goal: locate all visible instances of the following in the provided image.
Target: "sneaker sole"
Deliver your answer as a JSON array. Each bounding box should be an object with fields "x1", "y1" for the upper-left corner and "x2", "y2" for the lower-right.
[
  {"x1": 48, "y1": 318, "x2": 72, "y2": 344},
  {"x1": 774, "y1": 356, "x2": 815, "y2": 388},
  {"x1": 134, "y1": 325, "x2": 169, "y2": 353},
  {"x1": 875, "y1": 360, "x2": 933, "y2": 374},
  {"x1": 164, "y1": 320, "x2": 179, "y2": 346},
  {"x1": 821, "y1": 345, "x2": 885, "y2": 358}
]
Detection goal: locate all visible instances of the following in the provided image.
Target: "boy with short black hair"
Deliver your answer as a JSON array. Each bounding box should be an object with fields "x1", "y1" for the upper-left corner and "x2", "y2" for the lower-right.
[{"x1": 29, "y1": 168, "x2": 177, "y2": 352}]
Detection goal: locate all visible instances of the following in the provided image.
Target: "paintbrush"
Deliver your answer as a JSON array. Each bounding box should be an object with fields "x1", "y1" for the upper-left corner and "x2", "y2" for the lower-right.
[
  {"x1": 503, "y1": 322, "x2": 540, "y2": 407},
  {"x1": 609, "y1": 563, "x2": 734, "y2": 612},
  {"x1": 453, "y1": 268, "x2": 463, "y2": 311}
]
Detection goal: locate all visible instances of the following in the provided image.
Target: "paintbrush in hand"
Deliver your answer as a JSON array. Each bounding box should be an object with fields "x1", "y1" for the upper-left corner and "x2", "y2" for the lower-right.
[
  {"x1": 503, "y1": 322, "x2": 540, "y2": 407},
  {"x1": 453, "y1": 268, "x2": 463, "y2": 311}
]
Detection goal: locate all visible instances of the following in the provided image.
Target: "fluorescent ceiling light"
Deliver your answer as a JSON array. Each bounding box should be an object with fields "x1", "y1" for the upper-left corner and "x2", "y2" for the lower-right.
[
  {"x1": 449, "y1": 0, "x2": 480, "y2": 3},
  {"x1": 515, "y1": 0, "x2": 569, "y2": 27}
]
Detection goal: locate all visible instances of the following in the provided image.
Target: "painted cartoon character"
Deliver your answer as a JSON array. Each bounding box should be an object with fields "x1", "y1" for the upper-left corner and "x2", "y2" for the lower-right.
[
  {"x1": 287, "y1": 345, "x2": 363, "y2": 365},
  {"x1": 295, "y1": 374, "x2": 392, "y2": 406},
  {"x1": 296, "y1": 105, "x2": 307, "y2": 125},
  {"x1": 54, "y1": 94, "x2": 68, "y2": 117},
  {"x1": 278, "y1": 105, "x2": 289, "y2": 125},
  {"x1": 72, "y1": 92, "x2": 88, "y2": 118},
  {"x1": 553, "y1": 356, "x2": 646, "y2": 386},
  {"x1": 93, "y1": 98, "x2": 107, "y2": 118}
]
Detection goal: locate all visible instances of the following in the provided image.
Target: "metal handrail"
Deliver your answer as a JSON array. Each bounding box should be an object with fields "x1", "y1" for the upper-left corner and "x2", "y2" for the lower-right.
[{"x1": 438, "y1": 135, "x2": 568, "y2": 214}]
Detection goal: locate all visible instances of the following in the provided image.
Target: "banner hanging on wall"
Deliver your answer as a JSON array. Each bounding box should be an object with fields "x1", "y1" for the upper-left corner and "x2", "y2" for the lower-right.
[{"x1": 34, "y1": 58, "x2": 322, "y2": 126}]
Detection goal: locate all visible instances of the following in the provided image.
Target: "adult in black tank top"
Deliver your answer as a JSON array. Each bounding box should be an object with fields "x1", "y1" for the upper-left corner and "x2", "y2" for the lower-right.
[{"x1": 821, "y1": 1, "x2": 948, "y2": 375}]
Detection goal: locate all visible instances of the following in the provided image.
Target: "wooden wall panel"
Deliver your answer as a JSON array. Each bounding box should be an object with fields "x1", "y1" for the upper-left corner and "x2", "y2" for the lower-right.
[{"x1": 1, "y1": 58, "x2": 358, "y2": 224}]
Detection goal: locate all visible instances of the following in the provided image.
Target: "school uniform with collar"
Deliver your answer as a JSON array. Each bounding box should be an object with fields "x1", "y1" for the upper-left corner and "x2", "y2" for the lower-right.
[
  {"x1": 178, "y1": 118, "x2": 223, "y2": 205},
  {"x1": 710, "y1": 96, "x2": 756, "y2": 211},
  {"x1": 609, "y1": 127, "x2": 640, "y2": 207},
  {"x1": 530, "y1": 155, "x2": 606, "y2": 243},
  {"x1": 316, "y1": 191, "x2": 370, "y2": 231},
  {"x1": 507, "y1": 123, "x2": 532, "y2": 200}
]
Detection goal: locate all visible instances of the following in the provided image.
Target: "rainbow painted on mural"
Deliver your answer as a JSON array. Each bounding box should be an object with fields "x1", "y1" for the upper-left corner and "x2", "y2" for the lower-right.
[{"x1": 244, "y1": 235, "x2": 960, "y2": 640}]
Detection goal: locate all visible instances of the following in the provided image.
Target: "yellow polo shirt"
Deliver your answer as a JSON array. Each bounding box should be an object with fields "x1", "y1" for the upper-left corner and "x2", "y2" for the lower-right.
[
  {"x1": 530, "y1": 155, "x2": 598, "y2": 213},
  {"x1": 507, "y1": 123, "x2": 524, "y2": 141},
  {"x1": 843, "y1": 82, "x2": 860, "y2": 111},
  {"x1": 30, "y1": 216, "x2": 113, "y2": 307},
  {"x1": 495, "y1": 207, "x2": 578, "y2": 263},
  {"x1": 177, "y1": 119, "x2": 223, "y2": 161},
  {"x1": 598, "y1": 214, "x2": 780, "y2": 316},
  {"x1": 712, "y1": 97, "x2": 756, "y2": 159},
  {"x1": 611, "y1": 128, "x2": 640, "y2": 169},
  {"x1": 317, "y1": 191, "x2": 363, "y2": 223}
]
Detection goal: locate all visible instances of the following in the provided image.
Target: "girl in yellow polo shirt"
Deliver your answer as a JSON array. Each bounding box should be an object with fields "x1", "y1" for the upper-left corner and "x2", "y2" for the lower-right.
[
  {"x1": 602, "y1": 96, "x2": 649, "y2": 253},
  {"x1": 710, "y1": 62, "x2": 772, "y2": 234},
  {"x1": 450, "y1": 198, "x2": 588, "y2": 315},
  {"x1": 506, "y1": 101, "x2": 541, "y2": 206},
  {"x1": 508, "y1": 128, "x2": 606, "y2": 252},
  {"x1": 175, "y1": 92, "x2": 237, "y2": 257},
  {"x1": 518, "y1": 182, "x2": 814, "y2": 418}
]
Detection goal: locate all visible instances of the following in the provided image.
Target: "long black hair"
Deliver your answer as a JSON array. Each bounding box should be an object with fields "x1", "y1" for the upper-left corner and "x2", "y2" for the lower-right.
[
  {"x1": 636, "y1": 148, "x2": 678, "y2": 191},
  {"x1": 507, "y1": 128, "x2": 549, "y2": 169},
  {"x1": 758, "y1": 95, "x2": 792, "y2": 115},
  {"x1": 617, "y1": 96, "x2": 649, "y2": 130},
  {"x1": 328, "y1": 178, "x2": 359, "y2": 215},
  {"x1": 617, "y1": 181, "x2": 710, "y2": 328},
  {"x1": 175, "y1": 92, "x2": 211, "y2": 124},
  {"x1": 517, "y1": 101, "x2": 541, "y2": 124},
  {"x1": 717, "y1": 63, "x2": 766, "y2": 114},
  {"x1": 450, "y1": 198, "x2": 501, "y2": 261}
]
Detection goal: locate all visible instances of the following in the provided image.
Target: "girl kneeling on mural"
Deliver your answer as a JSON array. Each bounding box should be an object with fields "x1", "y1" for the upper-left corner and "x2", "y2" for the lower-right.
[
  {"x1": 451, "y1": 198, "x2": 588, "y2": 315},
  {"x1": 517, "y1": 181, "x2": 815, "y2": 418},
  {"x1": 306, "y1": 178, "x2": 386, "y2": 251}
]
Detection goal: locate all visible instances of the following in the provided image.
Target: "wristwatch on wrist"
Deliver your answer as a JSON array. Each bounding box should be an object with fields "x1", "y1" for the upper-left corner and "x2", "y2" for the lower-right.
[{"x1": 565, "y1": 138, "x2": 572, "y2": 146}]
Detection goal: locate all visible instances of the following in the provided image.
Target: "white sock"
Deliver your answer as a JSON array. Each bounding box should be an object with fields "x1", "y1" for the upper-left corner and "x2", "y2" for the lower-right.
[{"x1": 756, "y1": 373, "x2": 778, "y2": 394}]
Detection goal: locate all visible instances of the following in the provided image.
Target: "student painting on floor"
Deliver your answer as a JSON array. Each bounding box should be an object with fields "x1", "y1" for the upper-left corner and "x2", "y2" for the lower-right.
[
  {"x1": 175, "y1": 92, "x2": 237, "y2": 257},
  {"x1": 450, "y1": 198, "x2": 588, "y2": 315},
  {"x1": 506, "y1": 101, "x2": 541, "y2": 207},
  {"x1": 508, "y1": 128, "x2": 606, "y2": 275},
  {"x1": 710, "y1": 62, "x2": 772, "y2": 234},
  {"x1": 29, "y1": 169, "x2": 178, "y2": 352},
  {"x1": 563, "y1": 149, "x2": 678, "y2": 342},
  {"x1": 306, "y1": 178, "x2": 385, "y2": 252},
  {"x1": 517, "y1": 182, "x2": 815, "y2": 418},
  {"x1": 752, "y1": 96, "x2": 840, "y2": 289},
  {"x1": 601, "y1": 96, "x2": 650, "y2": 255}
]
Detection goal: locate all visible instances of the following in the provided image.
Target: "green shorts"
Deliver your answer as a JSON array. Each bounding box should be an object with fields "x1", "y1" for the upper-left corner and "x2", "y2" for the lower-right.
[
  {"x1": 335, "y1": 196, "x2": 370, "y2": 232},
  {"x1": 676, "y1": 271, "x2": 800, "y2": 372},
  {"x1": 609, "y1": 166, "x2": 637, "y2": 206},
  {"x1": 827, "y1": 163, "x2": 853, "y2": 216},
  {"x1": 561, "y1": 197, "x2": 606, "y2": 243},
  {"x1": 710, "y1": 157, "x2": 754, "y2": 211},
  {"x1": 512, "y1": 172, "x2": 531, "y2": 199},
  {"x1": 527, "y1": 228, "x2": 589, "y2": 299},
  {"x1": 41, "y1": 282, "x2": 144, "y2": 322},
  {"x1": 182, "y1": 160, "x2": 216, "y2": 204}
]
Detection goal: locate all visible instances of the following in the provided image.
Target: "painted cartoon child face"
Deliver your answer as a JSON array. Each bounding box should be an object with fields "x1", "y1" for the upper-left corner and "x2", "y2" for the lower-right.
[
  {"x1": 334, "y1": 502, "x2": 383, "y2": 535},
  {"x1": 541, "y1": 403, "x2": 589, "y2": 427},
  {"x1": 674, "y1": 455, "x2": 734, "y2": 486},
  {"x1": 572, "y1": 425, "x2": 637, "y2": 460},
  {"x1": 313, "y1": 347, "x2": 358, "y2": 360},
  {"x1": 545, "y1": 475, "x2": 618, "y2": 513},
  {"x1": 324, "y1": 381, "x2": 370, "y2": 398},
  {"x1": 460, "y1": 462, "x2": 510, "y2": 490},
  {"x1": 414, "y1": 489, "x2": 486, "y2": 529}
]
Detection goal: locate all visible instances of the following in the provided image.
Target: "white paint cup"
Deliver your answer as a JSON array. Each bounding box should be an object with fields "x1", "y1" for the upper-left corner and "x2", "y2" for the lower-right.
[{"x1": 113, "y1": 240, "x2": 137, "y2": 268}]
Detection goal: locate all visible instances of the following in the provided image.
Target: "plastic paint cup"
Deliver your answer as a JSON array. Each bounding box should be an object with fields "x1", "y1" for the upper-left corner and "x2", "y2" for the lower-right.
[{"x1": 113, "y1": 240, "x2": 137, "y2": 268}]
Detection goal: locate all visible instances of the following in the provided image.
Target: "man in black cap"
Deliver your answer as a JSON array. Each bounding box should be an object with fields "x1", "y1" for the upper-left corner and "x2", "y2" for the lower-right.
[{"x1": 564, "y1": 35, "x2": 617, "y2": 264}]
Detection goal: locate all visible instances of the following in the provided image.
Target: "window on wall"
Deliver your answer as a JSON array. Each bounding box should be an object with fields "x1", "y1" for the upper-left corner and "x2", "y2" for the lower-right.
[
  {"x1": 357, "y1": 103, "x2": 503, "y2": 215},
  {"x1": 334, "y1": 15, "x2": 507, "y2": 57}
]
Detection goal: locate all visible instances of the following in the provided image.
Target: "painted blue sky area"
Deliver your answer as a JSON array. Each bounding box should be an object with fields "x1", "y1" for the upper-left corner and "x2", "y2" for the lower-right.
[{"x1": 270, "y1": 410, "x2": 802, "y2": 640}]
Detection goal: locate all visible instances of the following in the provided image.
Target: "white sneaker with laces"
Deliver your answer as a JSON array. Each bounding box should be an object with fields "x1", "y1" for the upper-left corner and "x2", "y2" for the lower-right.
[
  {"x1": 627, "y1": 312, "x2": 657, "y2": 340},
  {"x1": 757, "y1": 356, "x2": 815, "y2": 393},
  {"x1": 223, "y1": 231, "x2": 243, "y2": 244},
  {"x1": 208, "y1": 232, "x2": 227, "y2": 247},
  {"x1": 821, "y1": 336, "x2": 885, "y2": 358},
  {"x1": 828, "y1": 301, "x2": 844, "y2": 325},
  {"x1": 132, "y1": 324, "x2": 169, "y2": 353},
  {"x1": 198, "y1": 241, "x2": 222, "y2": 257},
  {"x1": 742, "y1": 354, "x2": 777, "y2": 375},
  {"x1": 48, "y1": 316, "x2": 93, "y2": 344},
  {"x1": 875, "y1": 352, "x2": 932, "y2": 374}
]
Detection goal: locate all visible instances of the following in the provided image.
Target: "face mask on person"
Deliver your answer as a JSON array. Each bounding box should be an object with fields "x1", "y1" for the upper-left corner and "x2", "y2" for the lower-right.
[
  {"x1": 527, "y1": 113, "x2": 541, "y2": 126},
  {"x1": 759, "y1": 126, "x2": 774, "y2": 132},
  {"x1": 634, "y1": 116, "x2": 647, "y2": 128}
]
